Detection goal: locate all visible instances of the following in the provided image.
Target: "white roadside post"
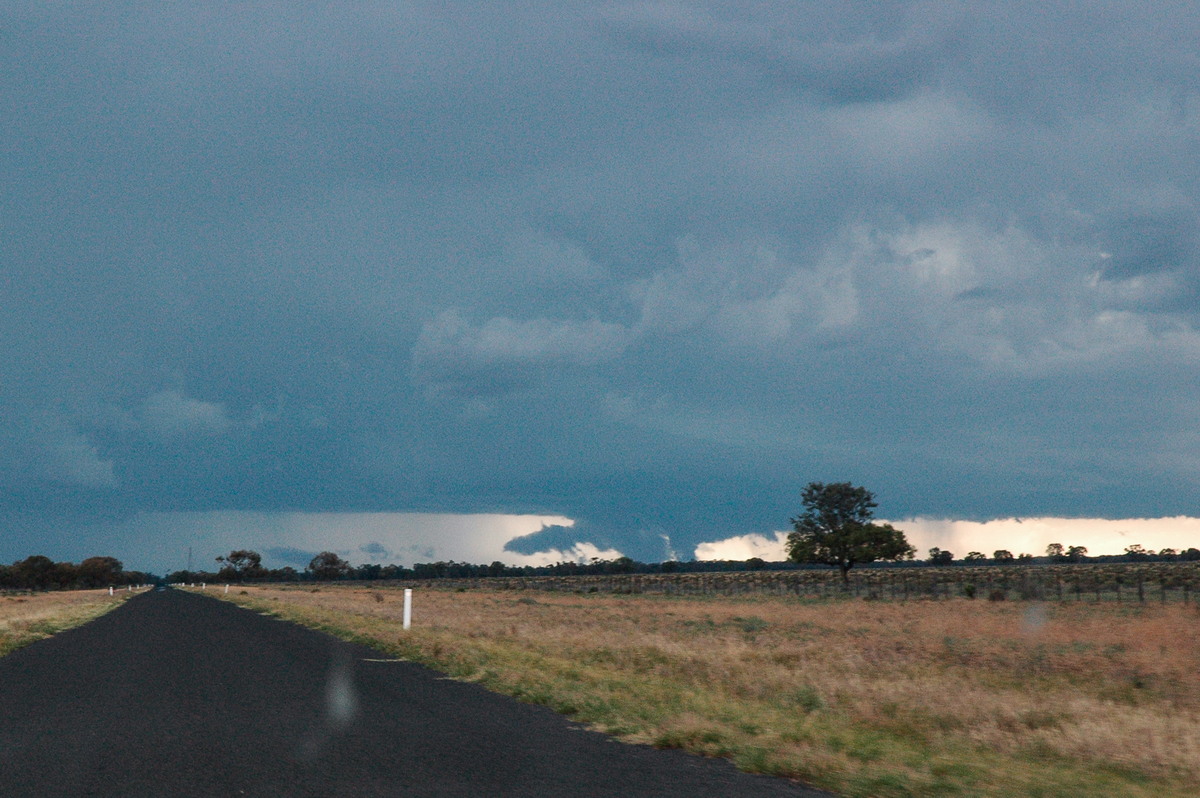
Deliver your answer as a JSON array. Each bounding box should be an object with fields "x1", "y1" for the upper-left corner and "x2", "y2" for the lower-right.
[
  {"x1": 403, "y1": 588, "x2": 412, "y2": 630},
  {"x1": 109, "y1": 586, "x2": 113, "y2": 596},
  {"x1": 224, "y1": 584, "x2": 229, "y2": 594}
]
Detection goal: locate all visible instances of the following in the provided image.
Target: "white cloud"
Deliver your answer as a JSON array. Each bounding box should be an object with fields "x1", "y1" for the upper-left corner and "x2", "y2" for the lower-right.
[
  {"x1": 694, "y1": 531, "x2": 789, "y2": 561},
  {"x1": 731, "y1": 265, "x2": 859, "y2": 340},
  {"x1": 415, "y1": 310, "x2": 632, "y2": 369},
  {"x1": 471, "y1": 316, "x2": 630, "y2": 363},
  {"x1": 631, "y1": 268, "x2": 716, "y2": 336},
  {"x1": 1089, "y1": 269, "x2": 1180, "y2": 309},
  {"x1": 497, "y1": 227, "x2": 606, "y2": 284},
  {"x1": 622, "y1": 213, "x2": 1165, "y2": 364},
  {"x1": 632, "y1": 236, "x2": 859, "y2": 345},
  {"x1": 140, "y1": 390, "x2": 233, "y2": 438},
  {"x1": 824, "y1": 91, "x2": 993, "y2": 168},
  {"x1": 803, "y1": 215, "x2": 1200, "y2": 375},
  {"x1": 512, "y1": 541, "x2": 628, "y2": 567},
  {"x1": 411, "y1": 310, "x2": 635, "y2": 401},
  {"x1": 626, "y1": 215, "x2": 1154, "y2": 371}
]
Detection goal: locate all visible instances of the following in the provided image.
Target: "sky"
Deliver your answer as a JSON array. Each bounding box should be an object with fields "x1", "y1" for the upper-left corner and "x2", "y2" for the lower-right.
[{"x1": 4, "y1": 2, "x2": 1200, "y2": 574}]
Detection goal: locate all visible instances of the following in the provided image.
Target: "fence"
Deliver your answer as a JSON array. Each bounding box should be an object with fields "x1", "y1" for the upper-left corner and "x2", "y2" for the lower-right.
[{"x1": 374, "y1": 563, "x2": 1200, "y2": 603}]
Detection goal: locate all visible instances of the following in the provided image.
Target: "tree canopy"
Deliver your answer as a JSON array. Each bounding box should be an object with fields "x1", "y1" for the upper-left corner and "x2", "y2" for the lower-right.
[
  {"x1": 0, "y1": 555, "x2": 147, "y2": 590},
  {"x1": 928, "y1": 547, "x2": 954, "y2": 565},
  {"x1": 308, "y1": 551, "x2": 352, "y2": 581},
  {"x1": 785, "y1": 482, "x2": 914, "y2": 582},
  {"x1": 215, "y1": 550, "x2": 265, "y2": 582}
]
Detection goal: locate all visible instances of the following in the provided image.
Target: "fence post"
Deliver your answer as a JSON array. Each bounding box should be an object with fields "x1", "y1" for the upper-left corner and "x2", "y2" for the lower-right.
[{"x1": 403, "y1": 588, "x2": 412, "y2": 630}]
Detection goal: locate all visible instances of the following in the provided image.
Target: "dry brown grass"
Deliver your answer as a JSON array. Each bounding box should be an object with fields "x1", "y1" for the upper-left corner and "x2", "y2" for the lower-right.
[
  {"x1": 0, "y1": 589, "x2": 131, "y2": 657},
  {"x1": 212, "y1": 584, "x2": 1200, "y2": 797}
]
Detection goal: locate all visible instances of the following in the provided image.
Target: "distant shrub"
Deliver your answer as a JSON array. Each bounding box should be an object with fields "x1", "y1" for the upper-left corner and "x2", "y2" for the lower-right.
[
  {"x1": 735, "y1": 615, "x2": 769, "y2": 634},
  {"x1": 791, "y1": 684, "x2": 824, "y2": 713}
]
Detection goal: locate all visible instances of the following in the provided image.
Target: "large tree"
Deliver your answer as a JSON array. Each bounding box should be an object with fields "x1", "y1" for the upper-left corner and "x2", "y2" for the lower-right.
[
  {"x1": 11, "y1": 555, "x2": 57, "y2": 590},
  {"x1": 78, "y1": 556, "x2": 124, "y2": 588},
  {"x1": 785, "y1": 482, "x2": 914, "y2": 583},
  {"x1": 308, "y1": 551, "x2": 352, "y2": 581},
  {"x1": 215, "y1": 550, "x2": 265, "y2": 582}
]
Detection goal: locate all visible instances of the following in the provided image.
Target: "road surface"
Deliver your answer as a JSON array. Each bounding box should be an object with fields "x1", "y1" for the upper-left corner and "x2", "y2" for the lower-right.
[{"x1": 0, "y1": 588, "x2": 830, "y2": 797}]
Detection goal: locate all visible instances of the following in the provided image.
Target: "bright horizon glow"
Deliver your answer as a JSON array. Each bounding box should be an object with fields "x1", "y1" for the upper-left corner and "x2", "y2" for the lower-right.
[
  {"x1": 691, "y1": 517, "x2": 1200, "y2": 562},
  {"x1": 80, "y1": 512, "x2": 1200, "y2": 574},
  {"x1": 105, "y1": 511, "x2": 581, "y2": 573},
  {"x1": 895, "y1": 516, "x2": 1200, "y2": 559}
]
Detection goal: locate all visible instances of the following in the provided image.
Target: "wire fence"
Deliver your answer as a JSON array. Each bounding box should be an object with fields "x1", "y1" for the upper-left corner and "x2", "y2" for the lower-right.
[{"x1": 376, "y1": 563, "x2": 1200, "y2": 602}]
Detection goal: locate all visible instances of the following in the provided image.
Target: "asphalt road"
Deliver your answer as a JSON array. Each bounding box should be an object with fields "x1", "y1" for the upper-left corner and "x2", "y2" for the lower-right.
[{"x1": 0, "y1": 588, "x2": 830, "y2": 797}]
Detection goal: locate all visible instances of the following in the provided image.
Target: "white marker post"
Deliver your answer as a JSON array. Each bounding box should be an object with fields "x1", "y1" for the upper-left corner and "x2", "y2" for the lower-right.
[
  {"x1": 109, "y1": 586, "x2": 114, "y2": 596},
  {"x1": 403, "y1": 588, "x2": 412, "y2": 630},
  {"x1": 224, "y1": 584, "x2": 229, "y2": 594}
]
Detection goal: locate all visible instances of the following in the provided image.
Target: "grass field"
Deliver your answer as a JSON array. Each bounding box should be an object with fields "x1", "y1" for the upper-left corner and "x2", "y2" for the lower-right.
[
  {"x1": 0, "y1": 589, "x2": 130, "y2": 657},
  {"x1": 211, "y1": 583, "x2": 1200, "y2": 797}
]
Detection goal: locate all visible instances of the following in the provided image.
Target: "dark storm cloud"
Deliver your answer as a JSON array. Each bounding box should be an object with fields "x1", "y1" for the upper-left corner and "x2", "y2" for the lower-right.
[
  {"x1": 4, "y1": 1, "x2": 1200, "y2": 568},
  {"x1": 504, "y1": 524, "x2": 597, "y2": 557}
]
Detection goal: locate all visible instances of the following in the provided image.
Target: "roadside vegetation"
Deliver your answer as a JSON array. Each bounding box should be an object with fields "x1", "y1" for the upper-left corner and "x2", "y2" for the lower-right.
[
  {"x1": 0, "y1": 589, "x2": 130, "y2": 657},
  {"x1": 0, "y1": 555, "x2": 152, "y2": 591},
  {"x1": 209, "y1": 583, "x2": 1200, "y2": 798}
]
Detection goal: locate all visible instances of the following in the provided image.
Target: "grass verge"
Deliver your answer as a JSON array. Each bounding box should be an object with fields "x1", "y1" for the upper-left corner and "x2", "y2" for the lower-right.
[
  {"x1": 0, "y1": 589, "x2": 131, "y2": 657},
  {"x1": 207, "y1": 584, "x2": 1200, "y2": 798}
]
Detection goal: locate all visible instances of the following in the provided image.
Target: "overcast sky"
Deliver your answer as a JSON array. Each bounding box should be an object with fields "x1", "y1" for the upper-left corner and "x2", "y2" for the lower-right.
[{"x1": 4, "y1": 2, "x2": 1200, "y2": 572}]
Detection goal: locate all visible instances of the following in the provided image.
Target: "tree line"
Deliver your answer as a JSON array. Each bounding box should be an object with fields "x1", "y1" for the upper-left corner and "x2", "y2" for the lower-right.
[
  {"x1": 171, "y1": 549, "x2": 679, "y2": 584},
  {"x1": 174, "y1": 541, "x2": 1197, "y2": 588},
  {"x1": 0, "y1": 555, "x2": 151, "y2": 591},
  {"x1": 928, "y1": 542, "x2": 1200, "y2": 565}
]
